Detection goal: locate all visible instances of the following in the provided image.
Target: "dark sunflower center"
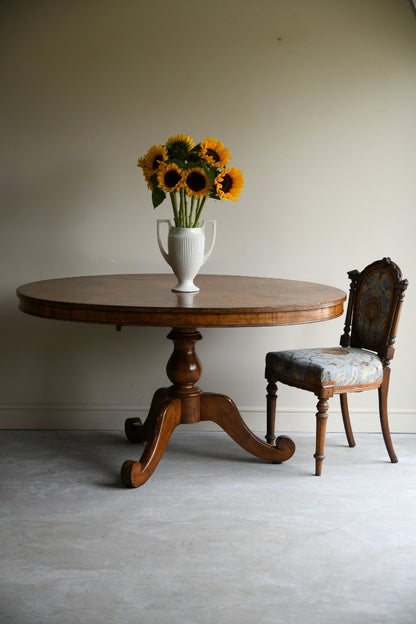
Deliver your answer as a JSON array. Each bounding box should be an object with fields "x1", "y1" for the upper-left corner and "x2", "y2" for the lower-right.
[
  {"x1": 206, "y1": 148, "x2": 219, "y2": 162},
  {"x1": 221, "y1": 174, "x2": 233, "y2": 193},
  {"x1": 164, "y1": 170, "x2": 181, "y2": 188},
  {"x1": 152, "y1": 155, "x2": 163, "y2": 170},
  {"x1": 186, "y1": 171, "x2": 206, "y2": 192}
]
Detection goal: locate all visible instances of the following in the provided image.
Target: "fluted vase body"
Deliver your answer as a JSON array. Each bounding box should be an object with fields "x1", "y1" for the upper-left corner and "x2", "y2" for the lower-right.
[{"x1": 157, "y1": 220, "x2": 216, "y2": 292}]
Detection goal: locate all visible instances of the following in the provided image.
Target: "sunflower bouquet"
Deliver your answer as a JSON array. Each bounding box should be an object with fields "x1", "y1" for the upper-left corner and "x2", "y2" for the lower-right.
[{"x1": 137, "y1": 134, "x2": 244, "y2": 228}]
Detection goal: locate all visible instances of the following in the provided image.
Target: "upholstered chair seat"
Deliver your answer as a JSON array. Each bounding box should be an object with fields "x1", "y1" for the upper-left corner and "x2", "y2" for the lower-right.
[
  {"x1": 265, "y1": 258, "x2": 408, "y2": 476},
  {"x1": 266, "y1": 347, "x2": 384, "y2": 389}
]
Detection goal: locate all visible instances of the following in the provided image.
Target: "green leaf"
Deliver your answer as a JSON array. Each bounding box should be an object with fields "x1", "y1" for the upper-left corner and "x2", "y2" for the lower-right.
[
  {"x1": 204, "y1": 165, "x2": 217, "y2": 185},
  {"x1": 152, "y1": 182, "x2": 166, "y2": 208},
  {"x1": 169, "y1": 158, "x2": 186, "y2": 168},
  {"x1": 184, "y1": 160, "x2": 204, "y2": 170},
  {"x1": 167, "y1": 142, "x2": 192, "y2": 163}
]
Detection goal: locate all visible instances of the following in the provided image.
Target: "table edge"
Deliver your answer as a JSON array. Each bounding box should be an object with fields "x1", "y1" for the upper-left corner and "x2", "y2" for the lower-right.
[{"x1": 16, "y1": 274, "x2": 346, "y2": 328}]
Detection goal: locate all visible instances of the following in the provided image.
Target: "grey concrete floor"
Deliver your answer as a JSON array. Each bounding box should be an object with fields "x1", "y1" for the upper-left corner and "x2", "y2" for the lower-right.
[{"x1": 1, "y1": 429, "x2": 416, "y2": 624}]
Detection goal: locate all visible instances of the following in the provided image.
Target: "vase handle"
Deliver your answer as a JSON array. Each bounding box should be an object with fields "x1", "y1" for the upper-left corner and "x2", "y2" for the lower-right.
[
  {"x1": 156, "y1": 219, "x2": 172, "y2": 265},
  {"x1": 202, "y1": 220, "x2": 216, "y2": 266}
]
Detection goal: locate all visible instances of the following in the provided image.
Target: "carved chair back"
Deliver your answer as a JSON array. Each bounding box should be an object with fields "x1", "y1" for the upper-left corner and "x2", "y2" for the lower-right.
[{"x1": 340, "y1": 258, "x2": 408, "y2": 366}]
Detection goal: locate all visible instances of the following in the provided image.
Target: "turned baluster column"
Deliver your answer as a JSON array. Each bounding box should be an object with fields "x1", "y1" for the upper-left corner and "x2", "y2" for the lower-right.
[{"x1": 166, "y1": 328, "x2": 203, "y2": 423}]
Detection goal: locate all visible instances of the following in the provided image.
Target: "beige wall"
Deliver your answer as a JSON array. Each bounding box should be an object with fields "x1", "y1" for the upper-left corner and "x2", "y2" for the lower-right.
[{"x1": 2, "y1": 0, "x2": 416, "y2": 432}]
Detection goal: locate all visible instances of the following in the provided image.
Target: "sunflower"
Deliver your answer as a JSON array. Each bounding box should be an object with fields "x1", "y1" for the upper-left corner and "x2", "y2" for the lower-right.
[
  {"x1": 215, "y1": 167, "x2": 244, "y2": 201},
  {"x1": 157, "y1": 163, "x2": 184, "y2": 193},
  {"x1": 166, "y1": 134, "x2": 195, "y2": 151},
  {"x1": 137, "y1": 161, "x2": 154, "y2": 189},
  {"x1": 144, "y1": 144, "x2": 167, "y2": 172},
  {"x1": 138, "y1": 145, "x2": 167, "y2": 188},
  {"x1": 183, "y1": 167, "x2": 211, "y2": 199},
  {"x1": 200, "y1": 137, "x2": 231, "y2": 168},
  {"x1": 137, "y1": 156, "x2": 146, "y2": 171}
]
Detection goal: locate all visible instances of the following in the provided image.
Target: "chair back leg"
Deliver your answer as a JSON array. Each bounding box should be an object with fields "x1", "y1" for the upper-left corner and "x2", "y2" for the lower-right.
[
  {"x1": 266, "y1": 379, "x2": 277, "y2": 444},
  {"x1": 378, "y1": 368, "x2": 398, "y2": 463},
  {"x1": 314, "y1": 397, "x2": 329, "y2": 476},
  {"x1": 340, "y1": 393, "x2": 356, "y2": 448}
]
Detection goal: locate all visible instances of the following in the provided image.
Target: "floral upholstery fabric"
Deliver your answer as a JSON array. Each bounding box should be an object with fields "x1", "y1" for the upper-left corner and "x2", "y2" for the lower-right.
[
  {"x1": 355, "y1": 269, "x2": 393, "y2": 348},
  {"x1": 266, "y1": 347, "x2": 383, "y2": 388}
]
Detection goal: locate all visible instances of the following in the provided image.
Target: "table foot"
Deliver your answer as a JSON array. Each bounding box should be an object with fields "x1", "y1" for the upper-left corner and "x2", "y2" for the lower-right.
[
  {"x1": 121, "y1": 396, "x2": 181, "y2": 488},
  {"x1": 200, "y1": 392, "x2": 295, "y2": 463},
  {"x1": 125, "y1": 388, "x2": 171, "y2": 443}
]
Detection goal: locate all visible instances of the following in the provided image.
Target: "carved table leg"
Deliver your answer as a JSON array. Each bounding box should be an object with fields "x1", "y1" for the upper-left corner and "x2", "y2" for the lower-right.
[
  {"x1": 125, "y1": 387, "x2": 171, "y2": 444},
  {"x1": 121, "y1": 397, "x2": 181, "y2": 488},
  {"x1": 200, "y1": 392, "x2": 295, "y2": 463}
]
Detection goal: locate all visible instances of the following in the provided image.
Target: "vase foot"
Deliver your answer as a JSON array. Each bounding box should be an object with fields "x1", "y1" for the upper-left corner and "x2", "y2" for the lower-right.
[{"x1": 172, "y1": 280, "x2": 200, "y2": 293}]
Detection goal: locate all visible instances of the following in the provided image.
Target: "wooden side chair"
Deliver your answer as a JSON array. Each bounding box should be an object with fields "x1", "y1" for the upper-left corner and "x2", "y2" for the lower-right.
[{"x1": 265, "y1": 258, "x2": 408, "y2": 475}]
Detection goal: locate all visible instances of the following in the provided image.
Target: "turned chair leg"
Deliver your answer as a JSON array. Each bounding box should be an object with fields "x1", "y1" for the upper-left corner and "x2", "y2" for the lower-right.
[
  {"x1": 314, "y1": 397, "x2": 329, "y2": 476},
  {"x1": 266, "y1": 379, "x2": 277, "y2": 444},
  {"x1": 378, "y1": 369, "x2": 398, "y2": 463},
  {"x1": 340, "y1": 393, "x2": 356, "y2": 448}
]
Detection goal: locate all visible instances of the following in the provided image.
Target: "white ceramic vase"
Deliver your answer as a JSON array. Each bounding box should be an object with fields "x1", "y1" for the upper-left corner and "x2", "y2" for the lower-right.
[{"x1": 157, "y1": 220, "x2": 216, "y2": 292}]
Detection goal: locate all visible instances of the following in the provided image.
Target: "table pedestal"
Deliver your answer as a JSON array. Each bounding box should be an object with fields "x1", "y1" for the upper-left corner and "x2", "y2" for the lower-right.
[{"x1": 120, "y1": 328, "x2": 295, "y2": 488}]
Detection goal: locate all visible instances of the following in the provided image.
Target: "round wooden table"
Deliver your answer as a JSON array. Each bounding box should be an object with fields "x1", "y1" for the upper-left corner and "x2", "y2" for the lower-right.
[{"x1": 17, "y1": 274, "x2": 346, "y2": 488}]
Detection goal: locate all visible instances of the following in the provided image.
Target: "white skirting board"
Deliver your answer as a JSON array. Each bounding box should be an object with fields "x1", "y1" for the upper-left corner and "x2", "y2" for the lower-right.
[{"x1": 0, "y1": 404, "x2": 415, "y2": 433}]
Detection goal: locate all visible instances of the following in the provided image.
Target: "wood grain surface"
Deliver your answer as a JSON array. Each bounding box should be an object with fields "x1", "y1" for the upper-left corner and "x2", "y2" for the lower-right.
[{"x1": 17, "y1": 274, "x2": 346, "y2": 328}]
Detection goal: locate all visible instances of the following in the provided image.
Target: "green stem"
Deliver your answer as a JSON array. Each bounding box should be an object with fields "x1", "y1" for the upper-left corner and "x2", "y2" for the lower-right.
[
  {"x1": 193, "y1": 196, "x2": 207, "y2": 227},
  {"x1": 188, "y1": 196, "x2": 195, "y2": 228},
  {"x1": 170, "y1": 192, "x2": 180, "y2": 226},
  {"x1": 180, "y1": 187, "x2": 186, "y2": 227},
  {"x1": 178, "y1": 188, "x2": 183, "y2": 226}
]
